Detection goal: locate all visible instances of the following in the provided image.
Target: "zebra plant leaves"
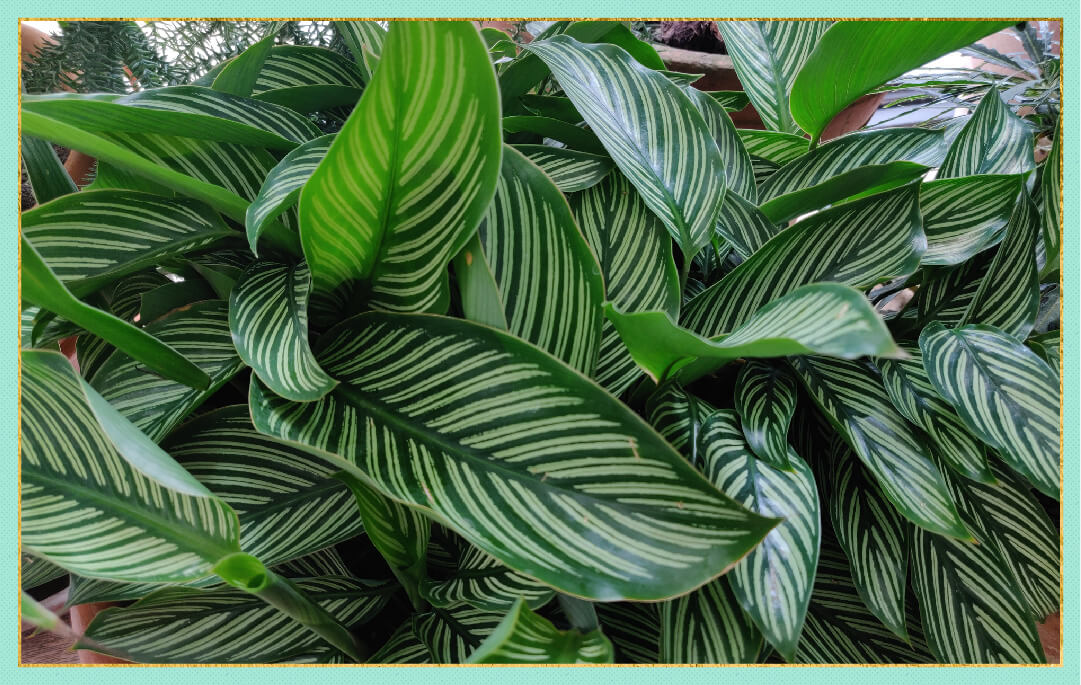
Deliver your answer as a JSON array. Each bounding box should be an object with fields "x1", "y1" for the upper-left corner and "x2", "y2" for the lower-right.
[
  {"x1": 920, "y1": 174, "x2": 1023, "y2": 266},
  {"x1": 467, "y1": 599, "x2": 614, "y2": 664},
  {"x1": 246, "y1": 134, "x2": 333, "y2": 252},
  {"x1": 939, "y1": 86, "x2": 1036, "y2": 179},
  {"x1": 660, "y1": 575, "x2": 762, "y2": 664},
  {"x1": 1040, "y1": 120, "x2": 1061, "y2": 273},
  {"x1": 514, "y1": 145, "x2": 614, "y2": 192},
  {"x1": 422, "y1": 543, "x2": 554, "y2": 612},
  {"x1": 413, "y1": 605, "x2": 504, "y2": 663},
  {"x1": 734, "y1": 361, "x2": 798, "y2": 470}
]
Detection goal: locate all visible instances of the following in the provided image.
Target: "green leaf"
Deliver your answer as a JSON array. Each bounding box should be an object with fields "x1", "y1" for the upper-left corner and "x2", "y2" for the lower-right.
[
  {"x1": 708, "y1": 90, "x2": 751, "y2": 112},
  {"x1": 916, "y1": 252, "x2": 995, "y2": 328},
  {"x1": 760, "y1": 162, "x2": 929, "y2": 225},
  {"x1": 524, "y1": 35, "x2": 727, "y2": 259},
  {"x1": 608, "y1": 282, "x2": 902, "y2": 385},
  {"x1": 703, "y1": 411, "x2": 820, "y2": 661},
  {"x1": 334, "y1": 20, "x2": 386, "y2": 82},
  {"x1": 737, "y1": 129, "x2": 809, "y2": 165},
  {"x1": 90, "y1": 300, "x2": 245, "y2": 441},
  {"x1": 299, "y1": 22, "x2": 501, "y2": 313},
  {"x1": 717, "y1": 21, "x2": 831, "y2": 134},
  {"x1": 958, "y1": 195, "x2": 1040, "y2": 339},
  {"x1": 502, "y1": 115, "x2": 605, "y2": 153},
  {"x1": 714, "y1": 190, "x2": 782, "y2": 259},
  {"x1": 22, "y1": 189, "x2": 234, "y2": 296},
  {"x1": 920, "y1": 174, "x2": 1022, "y2": 266},
  {"x1": 520, "y1": 94, "x2": 583, "y2": 122},
  {"x1": 246, "y1": 134, "x2": 333, "y2": 253},
  {"x1": 21, "y1": 236, "x2": 210, "y2": 390},
  {"x1": 21, "y1": 135, "x2": 76, "y2": 204},
  {"x1": 249, "y1": 311, "x2": 776, "y2": 601},
  {"x1": 413, "y1": 605, "x2": 504, "y2": 663},
  {"x1": 645, "y1": 382, "x2": 714, "y2": 468},
  {"x1": 790, "y1": 355, "x2": 970, "y2": 538},
  {"x1": 1040, "y1": 120, "x2": 1061, "y2": 273},
  {"x1": 80, "y1": 577, "x2": 391, "y2": 663},
  {"x1": 422, "y1": 543, "x2": 554, "y2": 613},
  {"x1": 21, "y1": 554, "x2": 66, "y2": 591},
  {"x1": 370, "y1": 620, "x2": 432, "y2": 664},
  {"x1": 459, "y1": 145, "x2": 604, "y2": 374},
  {"x1": 1027, "y1": 330, "x2": 1059, "y2": 379},
  {"x1": 514, "y1": 144, "x2": 613, "y2": 192},
  {"x1": 939, "y1": 86, "x2": 1036, "y2": 179},
  {"x1": 229, "y1": 259, "x2": 336, "y2": 402},
  {"x1": 790, "y1": 20, "x2": 1013, "y2": 141},
  {"x1": 919, "y1": 323, "x2": 1059, "y2": 499},
  {"x1": 252, "y1": 45, "x2": 366, "y2": 95},
  {"x1": 735, "y1": 361, "x2": 797, "y2": 470},
  {"x1": 681, "y1": 184, "x2": 925, "y2": 337},
  {"x1": 213, "y1": 34, "x2": 276, "y2": 97},
  {"x1": 660, "y1": 577, "x2": 762, "y2": 663},
  {"x1": 21, "y1": 349, "x2": 239, "y2": 581},
  {"x1": 468, "y1": 598, "x2": 613, "y2": 663},
  {"x1": 594, "y1": 602, "x2": 659, "y2": 663},
  {"x1": 677, "y1": 83, "x2": 756, "y2": 202},
  {"x1": 827, "y1": 444, "x2": 911, "y2": 640},
  {"x1": 574, "y1": 171, "x2": 680, "y2": 395}
]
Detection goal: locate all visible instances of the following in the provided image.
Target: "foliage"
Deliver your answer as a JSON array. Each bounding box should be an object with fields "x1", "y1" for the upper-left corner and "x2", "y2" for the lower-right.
[{"x1": 19, "y1": 19, "x2": 1059, "y2": 665}]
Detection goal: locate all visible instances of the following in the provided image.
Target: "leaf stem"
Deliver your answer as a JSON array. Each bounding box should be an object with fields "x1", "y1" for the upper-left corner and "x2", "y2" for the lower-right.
[{"x1": 557, "y1": 594, "x2": 599, "y2": 632}]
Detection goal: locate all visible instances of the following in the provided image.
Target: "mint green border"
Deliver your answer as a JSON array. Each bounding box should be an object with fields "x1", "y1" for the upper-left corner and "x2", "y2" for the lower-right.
[{"x1": 3, "y1": 3, "x2": 1077, "y2": 682}]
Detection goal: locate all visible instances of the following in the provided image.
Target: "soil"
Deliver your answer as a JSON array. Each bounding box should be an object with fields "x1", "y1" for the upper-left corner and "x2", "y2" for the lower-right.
[{"x1": 654, "y1": 21, "x2": 726, "y2": 54}]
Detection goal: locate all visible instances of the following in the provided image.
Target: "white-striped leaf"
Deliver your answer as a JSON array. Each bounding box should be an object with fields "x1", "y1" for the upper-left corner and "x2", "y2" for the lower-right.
[
  {"x1": 737, "y1": 129, "x2": 809, "y2": 165},
  {"x1": 919, "y1": 322, "x2": 1059, "y2": 499},
  {"x1": 21, "y1": 350, "x2": 240, "y2": 582},
  {"x1": 574, "y1": 171, "x2": 680, "y2": 395},
  {"x1": 422, "y1": 543, "x2": 554, "y2": 613},
  {"x1": 212, "y1": 30, "x2": 277, "y2": 98},
  {"x1": 757, "y1": 128, "x2": 946, "y2": 205},
  {"x1": 514, "y1": 144, "x2": 614, "y2": 192},
  {"x1": 1040, "y1": 120, "x2": 1061, "y2": 272},
  {"x1": 660, "y1": 576, "x2": 762, "y2": 664},
  {"x1": 716, "y1": 21, "x2": 830, "y2": 134},
  {"x1": 21, "y1": 554, "x2": 66, "y2": 591},
  {"x1": 714, "y1": 190, "x2": 782, "y2": 260},
  {"x1": 916, "y1": 252, "x2": 995, "y2": 328},
  {"x1": 678, "y1": 84, "x2": 756, "y2": 202},
  {"x1": 939, "y1": 86, "x2": 1035, "y2": 179},
  {"x1": 460, "y1": 145, "x2": 603, "y2": 374},
  {"x1": 252, "y1": 44, "x2": 366, "y2": 95},
  {"x1": 249, "y1": 312, "x2": 776, "y2": 601},
  {"x1": 681, "y1": 184, "x2": 925, "y2": 337},
  {"x1": 413, "y1": 604, "x2": 504, "y2": 663},
  {"x1": 299, "y1": 22, "x2": 501, "y2": 313},
  {"x1": 80, "y1": 577, "x2": 392, "y2": 663},
  {"x1": 827, "y1": 444, "x2": 911, "y2": 640},
  {"x1": 370, "y1": 620, "x2": 433, "y2": 664},
  {"x1": 735, "y1": 361, "x2": 797, "y2": 470},
  {"x1": 920, "y1": 174, "x2": 1022, "y2": 266},
  {"x1": 90, "y1": 300, "x2": 245, "y2": 442},
  {"x1": 246, "y1": 134, "x2": 333, "y2": 252},
  {"x1": 958, "y1": 195, "x2": 1040, "y2": 339},
  {"x1": 645, "y1": 382, "x2": 715, "y2": 468},
  {"x1": 334, "y1": 20, "x2": 386, "y2": 82},
  {"x1": 609, "y1": 282, "x2": 902, "y2": 385},
  {"x1": 594, "y1": 602, "x2": 659, "y2": 664},
  {"x1": 229, "y1": 259, "x2": 335, "y2": 402},
  {"x1": 468, "y1": 598, "x2": 613, "y2": 664},
  {"x1": 702, "y1": 411, "x2": 820, "y2": 661},
  {"x1": 790, "y1": 355, "x2": 969, "y2": 538},
  {"x1": 524, "y1": 35, "x2": 727, "y2": 259}
]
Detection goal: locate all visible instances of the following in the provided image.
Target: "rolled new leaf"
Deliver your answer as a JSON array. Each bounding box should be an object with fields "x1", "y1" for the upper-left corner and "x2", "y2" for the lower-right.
[{"x1": 468, "y1": 599, "x2": 613, "y2": 664}]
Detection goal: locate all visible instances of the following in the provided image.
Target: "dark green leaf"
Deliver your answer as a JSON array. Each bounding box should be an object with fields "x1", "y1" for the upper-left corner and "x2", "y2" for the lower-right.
[
  {"x1": 467, "y1": 599, "x2": 613, "y2": 663},
  {"x1": 735, "y1": 361, "x2": 797, "y2": 470}
]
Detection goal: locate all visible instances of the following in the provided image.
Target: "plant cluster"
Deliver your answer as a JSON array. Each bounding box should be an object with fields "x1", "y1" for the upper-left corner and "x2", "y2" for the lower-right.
[{"x1": 20, "y1": 19, "x2": 1060, "y2": 665}]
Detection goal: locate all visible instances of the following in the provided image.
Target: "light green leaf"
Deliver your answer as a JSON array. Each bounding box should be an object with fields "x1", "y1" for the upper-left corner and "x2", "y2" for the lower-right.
[
  {"x1": 939, "y1": 86, "x2": 1035, "y2": 179},
  {"x1": 21, "y1": 554, "x2": 66, "y2": 591},
  {"x1": 514, "y1": 144, "x2": 614, "y2": 192},
  {"x1": 334, "y1": 20, "x2": 386, "y2": 82},
  {"x1": 249, "y1": 312, "x2": 776, "y2": 601},
  {"x1": 708, "y1": 90, "x2": 751, "y2": 112},
  {"x1": 252, "y1": 45, "x2": 366, "y2": 96},
  {"x1": 468, "y1": 598, "x2": 613, "y2": 663},
  {"x1": 919, "y1": 323, "x2": 1059, "y2": 499},
  {"x1": 413, "y1": 605, "x2": 504, "y2": 663},
  {"x1": 213, "y1": 34, "x2": 277, "y2": 97},
  {"x1": 717, "y1": 21, "x2": 830, "y2": 134},
  {"x1": 422, "y1": 543, "x2": 554, "y2": 613},
  {"x1": 524, "y1": 35, "x2": 727, "y2": 259},
  {"x1": 20, "y1": 134, "x2": 76, "y2": 204},
  {"x1": 609, "y1": 282, "x2": 902, "y2": 385},
  {"x1": 246, "y1": 134, "x2": 333, "y2": 253},
  {"x1": 299, "y1": 22, "x2": 501, "y2": 313},
  {"x1": 790, "y1": 355, "x2": 970, "y2": 538},
  {"x1": 703, "y1": 411, "x2": 820, "y2": 661},
  {"x1": 916, "y1": 251, "x2": 995, "y2": 328},
  {"x1": 735, "y1": 361, "x2": 797, "y2": 470},
  {"x1": 790, "y1": 21, "x2": 1012, "y2": 141},
  {"x1": 660, "y1": 576, "x2": 762, "y2": 664},
  {"x1": 920, "y1": 174, "x2": 1022, "y2": 266}
]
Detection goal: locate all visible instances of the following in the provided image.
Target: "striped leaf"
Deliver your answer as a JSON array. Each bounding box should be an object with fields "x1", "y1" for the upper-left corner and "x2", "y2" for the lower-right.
[
  {"x1": 1040, "y1": 120, "x2": 1061, "y2": 272},
  {"x1": 708, "y1": 90, "x2": 751, "y2": 112},
  {"x1": 879, "y1": 345, "x2": 993, "y2": 483},
  {"x1": 21, "y1": 554, "x2": 66, "y2": 591},
  {"x1": 702, "y1": 411, "x2": 820, "y2": 661},
  {"x1": 249, "y1": 312, "x2": 776, "y2": 600},
  {"x1": 574, "y1": 170, "x2": 680, "y2": 394},
  {"x1": 737, "y1": 129, "x2": 809, "y2": 165},
  {"x1": 609, "y1": 282, "x2": 902, "y2": 385},
  {"x1": 252, "y1": 45, "x2": 366, "y2": 95},
  {"x1": 502, "y1": 115, "x2": 606, "y2": 153},
  {"x1": 681, "y1": 184, "x2": 925, "y2": 338},
  {"x1": 90, "y1": 300, "x2": 245, "y2": 442},
  {"x1": 414, "y1": 605, "x2": 504, "y2": 663},
  {"x1": 212, "y1": 32, "x2": 277, "y2": 98},
  {"x1": 594, "y1": 602, "x2": 659, "y2": 663},
  {"x1": 80, "y1": 577, "x2": 391, "y2": 663},
  {"x1": 459, "y1": 144, "x2": 603, "y2": 373},
  {"x1": 827, "y1": 444, "x2": 911, "y2": 640},
  {"x1": 524, "y1": 35, "x2": 727, "y2": 259},
  {"x1": 919, "y1": 323, "x2": 1059, "y2": 499},
  {"x1": 229, "y1": 259, "x2": 335, "y2": 402},
  {"x1": 422, "y1": 543, "x2": 554, "y2": 613},
  {"x1": 958, "y1": 195, "x2": 1040, "y2": 339},
  {"x1": 334, "y1": 20, "x2": 386, "y2": 82},
  {"x1": 23, "y1": 189, "x2": 234, "y2": 296},
  {"x1": 940, "y1": 87, "x2": 1035, "y2": 179},
  {"x1": 338, "y1": 473, "x2": 430, "y2": 610},
  {"x1": 645, "y1": 382, "x2": 715, "y2": 468},
  {"x1": 790, "y1": 355, "x2": 969, "y2": 538},
  {"x1": 1027, "y1": 330, "x2": 1059, "y2": 379},
  {"x1": 916, "y1": 252, "x2": 995, "y2": 328},
  {"x1": 716, "y1": 21, "x2": 830, "y2": 134},
  {"x1": 757, "y1": 128, "x2": 945, "y2": 206},
  {"x1": 246, "y1": 134, "x2": 333, "y2": 252},
  {"x1": 678, "y1": 83, "x2": 756, "y2": 202},
  {"x1": 911, "y1": 522, "x2": 1044, "y2": 663},
  {"x1": 660, "y1": 576, "x2": 762, "y2": 664},
  {"x1": 920, "y1": 174, "x2": 1022, "y2": 266},
  {"x1": 21, "y1": 349, "x2": 240, "y2": 582},
  {"x1": 790, "y1": 21, "x2": 1012, "y2": 141},
  {"x1": 299, "y1": 22, "x2": 501, "y2": 313},
  {"x1": 797, "y1": 534, "x2": 933, "y2": 664},
  {"x1": 20, "y1": 134, "x2": 76, "y2": 205},
  {"x1": 468, "y1": 598, "x2": 613, "y2": 664},
  {"x1": 370, "y1": 620, "x2": 433, "y2": 664},
  {"x1": 735, "y1": 361, "x2": 797, "y2": 470},
  {"x1": 715, "y1": 190, "x2": 781, "y2": 259},
  {"x1": 514, "y1": 144, "x2": 614, "y2": 192}
]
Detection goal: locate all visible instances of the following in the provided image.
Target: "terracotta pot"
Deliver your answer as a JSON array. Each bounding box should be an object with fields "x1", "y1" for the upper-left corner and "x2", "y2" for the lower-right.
[{"x1": 69, "y1": 602, "x2": 128, "y2": 664}]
